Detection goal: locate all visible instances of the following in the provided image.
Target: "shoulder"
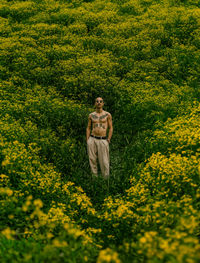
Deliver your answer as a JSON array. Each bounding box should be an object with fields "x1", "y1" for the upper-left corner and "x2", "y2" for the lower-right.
[
  {"x1": 89, "y1": 112, "x2": 97, "y2": 120},
  {"x1": 89, "y1": 112, "x2": 96, "y2": 117},
  {"x1": 105, "y1": 111, "x2": 112, "y2": 118}
]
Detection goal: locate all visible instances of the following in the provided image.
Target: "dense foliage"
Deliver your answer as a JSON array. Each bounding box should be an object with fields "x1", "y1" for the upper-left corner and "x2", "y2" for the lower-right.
[{"x1": 0, "y1": 0, "x2": 200, "y2": 262}]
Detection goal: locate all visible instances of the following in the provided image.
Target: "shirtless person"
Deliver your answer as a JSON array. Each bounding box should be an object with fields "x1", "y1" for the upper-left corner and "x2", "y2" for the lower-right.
[{"x1": 86, "y1": 97, "x2": 113, "y2": 178}]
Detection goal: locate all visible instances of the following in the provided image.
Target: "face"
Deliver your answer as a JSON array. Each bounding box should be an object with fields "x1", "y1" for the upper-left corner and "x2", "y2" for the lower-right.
[{"x1": 95, "y1": 97, "x2": 104, "y2": 108}]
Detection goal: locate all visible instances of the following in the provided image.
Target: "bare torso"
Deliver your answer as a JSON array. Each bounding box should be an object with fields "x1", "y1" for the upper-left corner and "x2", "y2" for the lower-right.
[{"x1": 90, "y1": 111, "x2": 110, "y2": 137}]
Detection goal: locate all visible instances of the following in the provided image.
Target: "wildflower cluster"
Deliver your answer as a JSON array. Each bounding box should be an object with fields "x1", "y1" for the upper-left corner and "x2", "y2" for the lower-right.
[{"x1": 99, "y1": 105, "x2": 200, "y2": 262}]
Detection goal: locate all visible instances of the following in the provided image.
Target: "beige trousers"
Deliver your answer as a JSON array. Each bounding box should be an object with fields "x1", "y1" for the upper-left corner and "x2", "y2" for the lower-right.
[{"x1": 87, "y1": 136, "x2": 110, "y2": 178}]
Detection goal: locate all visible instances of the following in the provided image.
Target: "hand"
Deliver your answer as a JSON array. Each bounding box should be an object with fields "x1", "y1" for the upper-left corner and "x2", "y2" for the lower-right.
[{"x1": 107, "y1": 138, "x2": 111, "y2": 143}]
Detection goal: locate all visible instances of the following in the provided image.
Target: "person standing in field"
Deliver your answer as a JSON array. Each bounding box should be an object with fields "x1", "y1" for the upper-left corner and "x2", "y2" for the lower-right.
[{"x1": 86, "y1": 97, "x2": 113, "y2": 179}]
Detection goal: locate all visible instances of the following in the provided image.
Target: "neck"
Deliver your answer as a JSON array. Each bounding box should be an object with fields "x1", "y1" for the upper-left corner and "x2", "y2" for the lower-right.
[{"x1": 96, "y1": 108, "x2": 103, "y2": 114}]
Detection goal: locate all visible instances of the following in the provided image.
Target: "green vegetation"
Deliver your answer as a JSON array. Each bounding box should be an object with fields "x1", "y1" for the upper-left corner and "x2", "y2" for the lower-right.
[{"x1": 0, "y1": 0, "x2": 200, "y2": 262}]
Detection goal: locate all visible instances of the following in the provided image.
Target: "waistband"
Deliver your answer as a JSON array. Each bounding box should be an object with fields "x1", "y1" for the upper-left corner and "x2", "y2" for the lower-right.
[{"x1": 90, "y1": 135, "x2": 107, "y2": 140}]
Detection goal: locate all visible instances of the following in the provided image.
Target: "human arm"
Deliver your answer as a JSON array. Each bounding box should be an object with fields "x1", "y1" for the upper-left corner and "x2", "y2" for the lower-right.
[
  {"x1": 86, "y1": 115, "x2": 92, "y2": 142},
  {"x1": 107, "y1": 113, "x2": 113, "y2": 143}
]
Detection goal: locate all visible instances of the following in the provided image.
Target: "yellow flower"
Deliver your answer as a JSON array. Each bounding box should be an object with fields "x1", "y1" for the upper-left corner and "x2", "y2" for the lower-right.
[
  {"x1": 140, "y1": 237, "x2": 146, "y2": 244},
  {"x1": 52, "y1": 239, "x2": 68, "y2": 248},
  {"x1": 33, "y1": 199, "x2": 43, "y2": 208},
  {"x1": 2, "y1": 228, "x2": 15, "y2": 240},
  {"x1": 2, "y1": 159, "x2": 10, "y2": 166},
  {"x1": 97, "y1": 248, "x2": 121, "y2": 263}
]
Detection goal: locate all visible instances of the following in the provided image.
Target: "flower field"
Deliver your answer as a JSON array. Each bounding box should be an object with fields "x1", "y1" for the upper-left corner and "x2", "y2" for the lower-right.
[{"x1": 0, "y1": 0, "x2": 200, "y2": 262}]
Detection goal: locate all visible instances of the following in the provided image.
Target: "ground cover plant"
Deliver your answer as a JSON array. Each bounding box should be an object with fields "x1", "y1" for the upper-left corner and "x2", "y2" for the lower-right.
[{"x1": 0, "y1": 0, "x2": 200, "y2": 262}]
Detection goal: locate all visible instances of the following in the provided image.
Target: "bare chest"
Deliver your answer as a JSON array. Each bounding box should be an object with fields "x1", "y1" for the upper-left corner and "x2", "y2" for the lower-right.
[{"x1": 91, "y1": 113, "x2": 108, "y2": 124}]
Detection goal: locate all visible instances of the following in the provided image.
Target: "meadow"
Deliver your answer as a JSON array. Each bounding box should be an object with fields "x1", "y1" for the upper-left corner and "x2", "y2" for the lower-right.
[{"x1": 0, "y1": 0, "x2": 200, "y2": 262}]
